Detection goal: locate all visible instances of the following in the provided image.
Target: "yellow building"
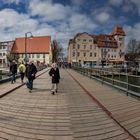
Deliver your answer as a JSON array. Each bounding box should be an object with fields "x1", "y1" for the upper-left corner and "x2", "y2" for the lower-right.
[{"x1": 68, "y1": 26, "x2": 125, "y2": 67}]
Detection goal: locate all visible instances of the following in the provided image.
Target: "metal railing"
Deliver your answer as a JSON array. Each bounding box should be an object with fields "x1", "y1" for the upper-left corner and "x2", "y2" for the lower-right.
[{"x1": 73, "y1": 66, "x2": 140, "y2": 97}]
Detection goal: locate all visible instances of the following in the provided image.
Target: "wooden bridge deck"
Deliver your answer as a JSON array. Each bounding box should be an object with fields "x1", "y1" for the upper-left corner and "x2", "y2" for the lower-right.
[{"x1": 0, "y1": 68, "x2": 139, "y2": 139}]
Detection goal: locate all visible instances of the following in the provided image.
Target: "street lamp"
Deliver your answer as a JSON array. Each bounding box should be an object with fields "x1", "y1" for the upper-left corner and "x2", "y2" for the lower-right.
[
  {"x1": 101, "y1": 49, "x2": 108, "y2": 68},
  {"x1": 25, "y1": 32, "x2": 33, "y2": 63}
]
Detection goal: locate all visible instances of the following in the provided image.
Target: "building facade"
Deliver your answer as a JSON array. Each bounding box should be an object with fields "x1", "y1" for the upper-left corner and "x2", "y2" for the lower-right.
[
  {"x1": 68, "y1": 26, "x2": 125, "y2": 67},
  {"x1": 0, "y1": 41, "x2": 14, "y2": 67},
  {"x1": 11, "y1": 36, "x2": 52, "y2": 65}
]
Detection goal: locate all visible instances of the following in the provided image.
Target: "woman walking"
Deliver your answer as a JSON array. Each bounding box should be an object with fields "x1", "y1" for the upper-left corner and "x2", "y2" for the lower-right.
[
  {"x1": 18, "y1": 62, "x2": 26, "y2": 83},
  {"x1": 49, "y1": 63, "x2": 60, "y2": 95}
]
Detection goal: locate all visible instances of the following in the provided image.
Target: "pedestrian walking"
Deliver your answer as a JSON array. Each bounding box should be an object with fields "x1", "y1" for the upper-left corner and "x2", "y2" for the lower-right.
[
  {"x1": 18, "y1": 62, "x2": 26, "y2": 83},
  {"x1": 26, "y1": 61, "x2": 37, "y2": 93},
  {"x1": 49, "y1": 63, "x2": 60, "y2": 95},
  {"x1": 10, "y1": 60, "x2": 17, "y2": 84}
]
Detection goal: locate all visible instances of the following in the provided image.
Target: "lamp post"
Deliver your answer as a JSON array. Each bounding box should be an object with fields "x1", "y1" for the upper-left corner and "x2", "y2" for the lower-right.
[
  {"x1": 25, "y1": 32, "x2": 33, "y2": 63},
  {"x1": 101, "y1": 49, "x2": 108, "y2": 68}
]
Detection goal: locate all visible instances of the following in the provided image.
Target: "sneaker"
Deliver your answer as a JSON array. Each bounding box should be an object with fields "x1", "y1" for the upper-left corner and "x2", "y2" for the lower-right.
[{"x1": 29, "y1": 90, "x2": 32, "y2": 93}]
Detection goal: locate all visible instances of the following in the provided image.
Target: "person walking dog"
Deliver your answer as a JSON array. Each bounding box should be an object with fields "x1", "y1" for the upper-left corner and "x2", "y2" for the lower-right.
[{"x1": 49, "y1": 63, "x2": 60, "y2": 95}]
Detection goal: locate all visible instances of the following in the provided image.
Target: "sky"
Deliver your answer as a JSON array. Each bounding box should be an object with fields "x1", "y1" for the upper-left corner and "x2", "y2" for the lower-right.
[{"x1": 0, "y1": 0, "x2": 140, "y2": 52}]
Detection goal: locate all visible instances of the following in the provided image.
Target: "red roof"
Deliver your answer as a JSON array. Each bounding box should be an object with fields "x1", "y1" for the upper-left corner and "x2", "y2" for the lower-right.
[
  {"x1": 112, "y1": 26, "x2": 125, "y2": 36},
  {"x1": 12, "y1": 36, "x2": 51, "y2": 53}
]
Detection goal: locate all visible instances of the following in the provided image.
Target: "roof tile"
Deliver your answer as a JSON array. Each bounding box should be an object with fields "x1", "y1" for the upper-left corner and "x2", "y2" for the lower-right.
[{"x1": 12, "y1": 36, "x2": 51, "y2": 53}]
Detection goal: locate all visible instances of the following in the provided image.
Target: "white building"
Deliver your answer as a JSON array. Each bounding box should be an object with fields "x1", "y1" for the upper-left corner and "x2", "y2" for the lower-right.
[{"x1": 0, "y1": 41, "x2": 14, "y2": 67}]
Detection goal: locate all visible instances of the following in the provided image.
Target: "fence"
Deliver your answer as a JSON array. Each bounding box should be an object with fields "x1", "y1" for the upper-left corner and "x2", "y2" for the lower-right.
[{"x1": 73, "y1": 66, "x2": 140, "y2": 97}]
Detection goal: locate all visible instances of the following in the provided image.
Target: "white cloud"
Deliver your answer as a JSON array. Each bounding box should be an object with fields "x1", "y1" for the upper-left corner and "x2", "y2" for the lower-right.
[
  {"x1": 123, "y1": 23, "x2": 140, "y2": 51},
  {"x1": 130, "y1": 0, "x2": 140, "y2": 15},
  {"x1": 124, "y1": 23, "x2": 140, "y2": 40},
  {"x1": 69, "y1": 14, "x2": 97, "y2": 33},
  {"x1": 109, "y1": 0, "x2": 123, "y2": 6},
  {"x1": 91, "y1": 7, "x2": 113, "y2": 25},
  {"x1": 0, "y1": 8, "x2": 39, "y2": 41},
  {"x1": 29, "y1": 0, "x2": 71, "y2": 21},
  {"x1": 95, "y1": 12, "x2": 110, "y2": 23}
]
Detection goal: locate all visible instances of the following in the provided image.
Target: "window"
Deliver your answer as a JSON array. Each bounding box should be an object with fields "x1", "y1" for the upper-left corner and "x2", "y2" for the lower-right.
[
  {"x1": 73, "y1": 45, "x2": 75, "y2": 49},
  {"x1": 84, "y1": 45, "x2": 86, "y2": 49},
  {"x1": 32, "y1": 54, "x2": 34, "y2": 58},
  {"x1": 77, "y1": 44, "x2": 80, "y2": 49},
  {"x1": 83, "y1": 39, "x2": 86, "y2": 42},
  {"x1": 90, "y1": 52, "x2": 92, "y2": 57},
  {"x1": 84, "y1": 52, "x2": 86, "y2": 57},
  {"x1": 89, "y1": 39, "x2": 92, "y2": 42},
  {"x1": 77, "y1": 52, "x2": 80, "y2": 57},
  {"x1": 73, "y1": 52, "x2": 75, "y2": 57},
  {"x1": 108, "y1": 54, "x2": 110, "y2": 58},
  {"x1": 90, "y1": 45, "x2": 92, "y2": 49},
  {"x1": 119, "y1": 38, "x2": 122, "y2": 41},
  {"x1": 94, "y1": 53, "x2": 96, "y2": 57},
  {"x1": 43, "y1": 54, "x2": 45, "y2": 58},
  {"x1": 37, "y1": 54, "x2": 40, "y2": 58}
]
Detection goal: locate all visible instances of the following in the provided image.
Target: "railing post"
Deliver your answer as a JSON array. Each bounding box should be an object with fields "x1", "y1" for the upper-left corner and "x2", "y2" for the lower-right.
[
  {"x1": 112, "y1": 71, "x2": 114, "y2": 85},
  {"x1": 126, "y1": 73, "x2": 129, "y2": 96},
  {"x1": 101, "y1": 70, "x2": 104, "y2": 85}
]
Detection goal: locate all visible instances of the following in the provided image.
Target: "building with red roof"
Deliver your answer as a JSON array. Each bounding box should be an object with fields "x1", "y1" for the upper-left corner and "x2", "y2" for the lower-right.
[
  {"x1": 68, "y1": 25, "x2": 125, "y2": 66},
  {"x1": 11, "y1": 36, "x2": 52, "y2": 65}
]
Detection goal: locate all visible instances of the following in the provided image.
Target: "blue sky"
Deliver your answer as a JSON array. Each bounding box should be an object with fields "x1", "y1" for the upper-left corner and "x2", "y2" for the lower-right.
[{"x1": 0, "y1": 0, "x2": 140, "y2": 49}]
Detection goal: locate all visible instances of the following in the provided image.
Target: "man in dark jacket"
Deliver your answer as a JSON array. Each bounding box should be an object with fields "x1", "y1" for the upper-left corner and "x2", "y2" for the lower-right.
[
  {"x1": 26, "y1": 61, "x2": 37, "y2": 92},
  {"x1": 10, "y1": 60, "x2": 17, "y2": 84},
  {"x1": 49, "y1": 63, "x2": 60, "y2": 95}
]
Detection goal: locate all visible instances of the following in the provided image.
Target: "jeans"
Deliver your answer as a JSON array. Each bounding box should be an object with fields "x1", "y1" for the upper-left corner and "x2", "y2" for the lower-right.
[
  {"x1": 11, "y1": 73, "x2": 16, "y2": 83},
  {"x1": 26, "y1": 78, "x2": 33, "y2": 90}
]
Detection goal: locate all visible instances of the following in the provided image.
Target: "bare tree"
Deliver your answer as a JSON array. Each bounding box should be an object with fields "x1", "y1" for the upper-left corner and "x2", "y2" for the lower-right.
[
  {"x1": 125, "y1": 39, "x2": 140, "y2": 62},
  {"x1": 51, "y1": 40, "x2": 63, "y2": 63},
  {"x1": 7, "y1": 53, "x2": 19, "y2": 63}
]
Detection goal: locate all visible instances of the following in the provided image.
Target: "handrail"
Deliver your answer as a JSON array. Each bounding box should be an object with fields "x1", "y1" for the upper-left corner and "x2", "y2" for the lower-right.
[{"x1": 73, "y1": 66, "x2": 140, "y2": 97}]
